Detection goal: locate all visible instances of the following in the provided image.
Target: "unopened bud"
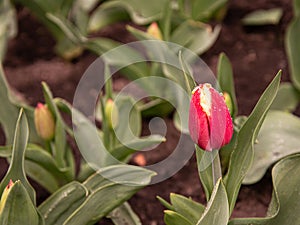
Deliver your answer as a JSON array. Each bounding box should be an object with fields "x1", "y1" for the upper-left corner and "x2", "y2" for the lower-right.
[
  {"x1": 34, "y1": 103, "x2": 55, "y2": 140},
  {"x1": 223, "y1": 92, "x2": 233, "y2": 115},
  {"x1": 105, "y1": 99, "x2": 118, "y2": 130},
  {"x1": 0, "y1": 180, "x2": 14, "y2": 214},
  {"x1": 147, "y1": 22, "x2": 163, "y2": 40}
]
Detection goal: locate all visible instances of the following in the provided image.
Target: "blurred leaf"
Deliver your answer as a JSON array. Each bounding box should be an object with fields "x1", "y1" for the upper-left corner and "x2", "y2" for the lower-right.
[
  {"x1": 171, "y1": 21, "x2": 221, "y2": 56},
  {"x1": 229, "y1": 154, "x2": 300, "y2": 225},
  {"x1": 38, "y1": 181, "x2": 88, "y2": 225},
  {"x1": 88, "y1": 6, "x2": 130, "y2": 32},
  {"x1": 294, "y1": 0, "x2": 300, "y2": 16},
  {"x1": 224, "y1": 72, "x2": 281, "y2": 214},
  {"x1": 0, "y1": 109, "x2": 36, "y2": 204},
  {"x1": 270, "y1": 82, "x2": 300, "y2": 112},
  {"x1": 217, "y1": 53, "x2": 238, "y2": 117},
  {"x1": 0, "y1": 0, "x2": 17, "y2": 61},
  {"x1": 100, "y1": 0, "x2": 168, "y2": 25},
  {"x1": 0, "y1": 181, "x2": 42, "y2": 225},
  {"x1": 286, "y1": 16, "x2": 300, "y2": 91},
  {"x1": 191, "y1": 0, "x2": 227, "y2": 21},
  {"x1": 108, "y1": 202, "x2": 142, "y2": 225},
  {"x1": 244, "y1": 110, "x2": 300, "y2": 184},
  {"x1": 242, "y1": 8, "x2": 283, "y2": 26},
  {"x1": 196, "y1": 179, "x2": 229, "y2": 225}
]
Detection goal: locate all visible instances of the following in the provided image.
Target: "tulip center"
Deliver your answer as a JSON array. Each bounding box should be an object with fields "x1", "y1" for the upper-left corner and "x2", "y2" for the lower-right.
[{"x1": 199, "y1": 83, "x2": 212, "y2": 116}]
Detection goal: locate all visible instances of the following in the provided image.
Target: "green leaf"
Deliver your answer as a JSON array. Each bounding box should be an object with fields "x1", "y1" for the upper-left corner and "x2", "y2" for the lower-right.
[
  {"x1": 244, "y1": 110, "x2": 300, "y2": 184},
  {"x1": 242, "y1": 8, "x2": 283, "y2": 26},
  {"x1": 196, "y1": 179, "x2": 229, "y2": 225},
  {"x1": 191, "y1": 0, "x2": 228, "y2": 21},
  {"x1": 108, "y1": 202, "x2": 142, "y2": 225},
  {"x1": 170, "y1": 21, "x2": 221, "y2": 56},
  {"x1": 224, "y1": 72, "x2": 281, "y2": 214},
  {"x1": 0, "y1": 109, "x2": 36, "y2": 204},
  {"x1": 88, "y1": 6, "x2": 130, "y2": 32},
  {"x1": 0, "y1": 181, "x2": 42, "y2": 225},
  {"x1": 170, "y1": 193, "x2": 205, "y2": 224},
  {"x1": 99, "y1": 0, "x2": 168, "y2": 25},
  {"x1": 285, "y1": 16, "x2": 300, "y2": 91},
  {"x1": 270, "y1": 82, "x2": 300, "y2": 112},
  {"x1": 164, "y1": 210, "x2": 193, "y2": 225},
  {"x1": 0, "y1": 65, "x2": 19, "y2": 144},
  {"x1": 217, "y1": 53, "x2": 238, "y2": 117},
  {"x1": 38, "y1": 181, "x2": 88, "y2": 225},
  {"x1": 64, "y1": 166, "x2": 155, "y2": 225},
  {"x1": 229, "y1": 154, "x2": 300, "y2": 225}
]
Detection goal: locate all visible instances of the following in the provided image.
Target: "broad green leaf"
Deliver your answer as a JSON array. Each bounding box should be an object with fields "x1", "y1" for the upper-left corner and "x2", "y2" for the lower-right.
[
  {"x1": 0, "y1": 181, "x2": 41, "y2": 225},
  {"x1": 108, "y1": 202, "x2": 142, "y2": 225},
  {"x1": 0, "y1": 64, "x2": 19, "y2": 144},
  {"x1": 229, "y1": 154, "x2": 300, "y2": 225},
  {"x1": 0, "y1": 109, "x2": 35, "y2": 204},
  {"x1": 196, "y1": 179, "x2": 229, "y2": 225},
  {"x1": 64, "y1": 166, "x2": 155, "y2": 225},
  {"x1": 164, "y1": 210, "x2": 193, "y2": 225},
  {"x1": 170, "y1": 21, "x2": 221, "y2": 56},
  {"x1": 270, "y1": 82, "x2": 300, "y2": 112},
  {"x1": 217, "y1": 53, "x2": 238, "y2": 117},
  {"x1": 38, "y1": 181, "x2": 88, "y2": 225},
  {"x1": 88, "y1": 6, "x2": 129, "y2": 32},
  {"x1": 99, "y1": 0, "x2": 168, "y2": 25},
  {"x1": 242, "y1": 8, "x2": 283, "y2": 26},
  {"x1": 224, "y1": 72, "x2": 281, "y2": 214},
  {"x1": 83, "y1": 165, "x2": 156, "y2": 190},
  {"x1": 285, "y1": 16, "x2": 300, "y2": 91},
  {"x1": 170, "y1": 193, "x2": 205, "y2": 224},
  {"x1": 244, "y1": 110, "x2": 300, "y2": 184}
]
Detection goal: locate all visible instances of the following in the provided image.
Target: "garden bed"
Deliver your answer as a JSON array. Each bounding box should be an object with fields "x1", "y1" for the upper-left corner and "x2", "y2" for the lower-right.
[{"x1": 0, "y1": 0, "x2": 295, "y2": 224}]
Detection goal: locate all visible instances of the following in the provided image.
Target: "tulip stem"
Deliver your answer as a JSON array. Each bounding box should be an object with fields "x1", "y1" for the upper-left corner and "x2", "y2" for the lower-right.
[{"x1": 212, "y1": 151, "x2": 222, "y2": 186}]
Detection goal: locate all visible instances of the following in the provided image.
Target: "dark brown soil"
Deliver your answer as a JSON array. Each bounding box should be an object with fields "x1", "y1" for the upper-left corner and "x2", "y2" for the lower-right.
[{"x1": 0, "y1": 0, "x2": 294, "y2": 224}]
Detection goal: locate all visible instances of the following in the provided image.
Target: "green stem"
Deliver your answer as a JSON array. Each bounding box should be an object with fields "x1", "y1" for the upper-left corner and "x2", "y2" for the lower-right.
[{"x1": 212, "y1": 150, "x2": 222, "y2": 186}]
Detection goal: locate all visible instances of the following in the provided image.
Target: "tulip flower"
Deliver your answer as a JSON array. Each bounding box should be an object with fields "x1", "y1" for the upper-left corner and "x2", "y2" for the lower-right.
[
  {"x1": 189, "y1": 83, "x2": 233, "y2": 151},
  {"x1": 34, "y1": 103, "x2": 55, "y2": 140},
  {"x1": 0, "y1": 180, "x2": 14, "y2": 214},
  {"x1": 147, "y1": 22, "x2": 163, "y2": 40}
]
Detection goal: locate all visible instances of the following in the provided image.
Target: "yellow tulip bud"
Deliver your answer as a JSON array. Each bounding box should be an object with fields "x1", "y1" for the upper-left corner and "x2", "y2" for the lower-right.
[
  {"x1": 105, "y1": 99, "x2": 118, "y2": 130},
  {"x1": 0, "y1": 180, "x2": 14, "y2": 214},
  {"x1": 223, "y1": 92, "x2": 233, "y2": 115},
  {"x1": 34, "y1": 103, "x2": 55, "y2": 140},
  {"x1": 147, "y1": 22, "x2": 163, "y2": 40}
]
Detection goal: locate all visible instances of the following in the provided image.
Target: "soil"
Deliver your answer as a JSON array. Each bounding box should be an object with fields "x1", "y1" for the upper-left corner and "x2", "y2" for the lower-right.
[{"x1": 0, "y1": 0, "x2": 295, "y2": 224}]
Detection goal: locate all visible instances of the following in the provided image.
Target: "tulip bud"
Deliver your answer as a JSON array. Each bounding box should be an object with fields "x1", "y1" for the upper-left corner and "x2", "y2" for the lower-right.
[
  {"x1": 147, "y1": 22, "x2": 163, "y2": 40},
  {"x1": 0, "y1": 180, "x2": 14, "y2": 214},
  {"x1": 34, "y1": 103, "x2": 55, "y2": 140},
  {"x1": 105, "y1": 99, "x2": 118, "y2": 130},
  {"x1": 189, "y1": 83, "x2": 233, "y2": 151},
  {"x1": 223, "y1": 92, "x2": 233, "y2": 115}
]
